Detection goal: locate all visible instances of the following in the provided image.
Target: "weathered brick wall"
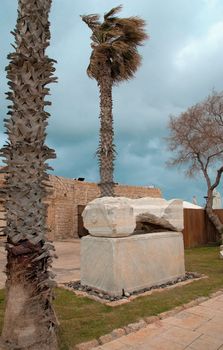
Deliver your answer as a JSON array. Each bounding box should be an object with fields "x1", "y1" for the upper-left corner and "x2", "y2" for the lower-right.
[
  {"x1": 46, "y1": 175, "x2": 76, "y2": 240},
  {"x1": 0, "y1": 172, "x2": 162, "y2": 240}
]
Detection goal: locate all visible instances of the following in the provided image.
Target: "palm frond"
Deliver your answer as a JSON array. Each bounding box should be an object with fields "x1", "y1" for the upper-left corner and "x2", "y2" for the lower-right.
[
  {"x1": 80, "y1": 14, "x2": 100, "y2": 31},
  {"x1": 82, "y1": 5, "x2": 148, "y2": 83},
  {"x1": 104, "y1": 5, "x2": 122, "y2": 20},
  {"x1": 116, "y1": 17, "x2": 149, "y2": 45}
]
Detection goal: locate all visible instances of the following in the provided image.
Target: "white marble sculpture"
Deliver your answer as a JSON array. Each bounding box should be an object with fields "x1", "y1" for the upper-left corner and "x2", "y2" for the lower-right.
[
  {"x1": 192, "y1": 195, "x2": 197, "y2": 205},
  {"x1": 81, "y1": 196, "x2": 185, "y2": 296},
  {"x1": 82, "y1": 197, "x2": 135, "y2": 237},
  {"x1": 213, "y1": 189, "x2": 222, "y2": 209},
  {"x1": 131, "y1": 197, "x2": 183, "y2": 232},
  {"x1": 82, "y1": 196, "x2": 183, "y2": 237}
]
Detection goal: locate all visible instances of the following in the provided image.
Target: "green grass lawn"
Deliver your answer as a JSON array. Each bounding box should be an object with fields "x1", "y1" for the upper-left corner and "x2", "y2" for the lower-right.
[{"x1": 0, "y1": 246, "x2": 223, "y2": 349}]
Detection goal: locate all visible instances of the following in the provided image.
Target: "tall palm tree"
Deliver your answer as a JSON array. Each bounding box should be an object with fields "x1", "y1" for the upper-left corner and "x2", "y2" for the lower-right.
[
  {"x1": 0, "y1": 0, "x2": 58, "y2": 349},
  {"x1": 81, "y1": 5, "x2": 148, "y2": 197}
]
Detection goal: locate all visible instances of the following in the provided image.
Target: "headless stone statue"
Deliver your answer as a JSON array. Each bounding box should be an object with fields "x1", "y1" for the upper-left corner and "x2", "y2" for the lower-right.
[
  {"x1": 213, "y1": 189, "x2": 222, "y2": 209},
  {"x1": 192, "y1": 195, "x2": 197, "y2": 205}
]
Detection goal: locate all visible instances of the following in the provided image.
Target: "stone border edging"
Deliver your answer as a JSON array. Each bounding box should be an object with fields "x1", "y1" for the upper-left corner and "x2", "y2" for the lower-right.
[
  {"x1": 58, "y1": 274, "x2": 207, "y2": 307},
  {"x1": 73, "y1": 289, "x2": 223, "y2": 350}
]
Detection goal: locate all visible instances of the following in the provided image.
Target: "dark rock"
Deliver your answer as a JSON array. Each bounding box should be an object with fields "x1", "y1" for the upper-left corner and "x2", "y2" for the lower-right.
[{"x1": 64, "y1": 272, "x2": 202, "y2": 301}]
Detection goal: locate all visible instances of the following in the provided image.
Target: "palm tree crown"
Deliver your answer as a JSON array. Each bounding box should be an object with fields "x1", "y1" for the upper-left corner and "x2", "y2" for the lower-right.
[{"x1": 81, "y1": 5, "x2": 148, "y2": 83}]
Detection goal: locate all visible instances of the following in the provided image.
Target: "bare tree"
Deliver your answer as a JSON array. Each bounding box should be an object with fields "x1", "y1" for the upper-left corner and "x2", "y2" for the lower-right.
[
  {"x1": 0, "y1": 0, "x2": 58, "y2": 349},
  {"x1": 166, "y1": 91, "x2": 223, "y2": 245},
  {"x1": 204, "y1": 90, "x2": 223, "y2": 128}
]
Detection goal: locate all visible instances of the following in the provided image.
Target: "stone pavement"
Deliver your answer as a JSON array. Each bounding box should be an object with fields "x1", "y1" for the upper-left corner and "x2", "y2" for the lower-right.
[
  {"x1": 52, "y1": 239, "x2": 80, "y2": 284},
  {"x1": 0, "y1": 239, "x2": 81, "y2": 288},
  {"x1": 92, "y1": 293, "x2": 223, "y2": 350}
]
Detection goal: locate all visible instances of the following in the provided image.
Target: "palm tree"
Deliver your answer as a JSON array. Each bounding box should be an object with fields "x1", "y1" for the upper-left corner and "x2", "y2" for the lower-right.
[
  {"x1": 81, "y1": 5, "x2": 148, "y2": 197},
  {"x1": 0, "y1": 0, "x2": 58, "y2": 349}
]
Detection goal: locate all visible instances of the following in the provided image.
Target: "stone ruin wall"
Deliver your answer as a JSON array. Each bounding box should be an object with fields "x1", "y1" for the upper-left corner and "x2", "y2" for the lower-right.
[{"x1": 0, "y1": 173, "x2": 162, "y2": 240}]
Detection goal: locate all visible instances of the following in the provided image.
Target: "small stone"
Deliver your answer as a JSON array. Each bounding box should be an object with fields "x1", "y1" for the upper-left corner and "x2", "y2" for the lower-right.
[
  {"x1": 159, "y1": 310, "x2": 177, "y2": 319},
  {"x1": 172, "y1": 306, "x2": 184, "y2": 313},
  {"x1": 74, "y1": 339, "x2": 99, "y2": 350},
  {"x1": 144, "y1": 316, "x2": 159, "y2": 324},
  {"x1": 192, "y1": 272, "x2": 201, "y2": 278},
  {"x1": 111, "y1": 328, "x2": 125, "y2": 339},
  {"x1": 183, "y1": 300, "x2": 199, "y2": 309},
  {"x1": 99, "y1": 293, "x2": 103, "y2": 298},
  {"x1": 99, "y1": 334, "x2": 113, "y2": 345},
  {"x1": 124, "y1": 292, "x2": 130, "y2": 297},
  {"x1": 211, "y1": 291, "x2": 223, "y2": 298},
  {"x1": 124, "y1": 319, "x2": 147, "y2": 334},
  {"x1": 196, "y1": 296, "x2": 209, "y2": 303}
]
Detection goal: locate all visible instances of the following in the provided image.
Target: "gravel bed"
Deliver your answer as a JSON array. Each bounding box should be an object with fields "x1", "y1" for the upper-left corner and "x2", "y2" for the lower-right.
[{"x1": 64, "y1": 272, "x2": 201, "y2": 302}]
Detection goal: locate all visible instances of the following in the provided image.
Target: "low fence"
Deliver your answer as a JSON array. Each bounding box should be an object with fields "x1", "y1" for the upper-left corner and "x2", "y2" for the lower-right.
[{"x1": 183, "y1": 208, "x2": 223, "y2": 248}]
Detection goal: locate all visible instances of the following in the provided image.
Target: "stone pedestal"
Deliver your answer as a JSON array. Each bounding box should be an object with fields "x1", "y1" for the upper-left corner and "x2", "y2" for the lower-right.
[{"x1": 81, "y1": 232, "x2": 185, "y2": 296}]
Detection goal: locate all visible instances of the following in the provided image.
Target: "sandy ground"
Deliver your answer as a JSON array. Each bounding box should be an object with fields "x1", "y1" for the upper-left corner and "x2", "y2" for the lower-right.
[{"x1": 0, "y1": 239, "x2": 81, "y2": 288}]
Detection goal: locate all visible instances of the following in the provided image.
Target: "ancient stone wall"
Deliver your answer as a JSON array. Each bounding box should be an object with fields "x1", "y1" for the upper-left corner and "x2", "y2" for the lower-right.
[{"x1": 0, "y1": 172, "x2": 162, "y2": 240}]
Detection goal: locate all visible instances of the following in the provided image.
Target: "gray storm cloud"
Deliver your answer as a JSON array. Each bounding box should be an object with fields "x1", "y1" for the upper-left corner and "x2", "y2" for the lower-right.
[{"x1": 0, "y1": 0, "x2": 223, "y2": 205}]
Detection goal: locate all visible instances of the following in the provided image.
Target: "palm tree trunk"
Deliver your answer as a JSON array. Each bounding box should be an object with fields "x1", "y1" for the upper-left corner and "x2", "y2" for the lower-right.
[
  {"x1": 98, "y1": 63, "x2": 115, "y2": 197},
  {"x1": 0, "y1": 0, "x2": 58, "y2": 348},
  {"x1": 1, "y1": 247, "x2": 58, "y2": 350}
]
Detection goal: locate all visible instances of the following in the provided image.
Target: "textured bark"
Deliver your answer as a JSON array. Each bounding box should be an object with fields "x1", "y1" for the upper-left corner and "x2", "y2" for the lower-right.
[
  {"x1": 202, "y1": 166, "x2": 223, "y2": 244},
  {"x1": 206, "y1": 189, "x2": 223, "y2": 244},
  {"x1": 0, "y1": 0, "x2": 58, "y2": 348},
  {"x1": 98, "y1": 63, "x2": 115, "y2": 197},
  {"x1": 1, "y1": 252, "x2": 58, "y2": 350}
]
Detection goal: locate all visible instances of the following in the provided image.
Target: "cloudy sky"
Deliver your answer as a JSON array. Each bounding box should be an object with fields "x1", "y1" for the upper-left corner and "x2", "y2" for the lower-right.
[{"x1": 1, "y1": 0, "x2": 223, "y2": 205}]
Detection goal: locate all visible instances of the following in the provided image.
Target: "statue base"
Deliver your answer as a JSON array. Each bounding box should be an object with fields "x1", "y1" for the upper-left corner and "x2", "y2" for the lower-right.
[{"x1": 81, "y1": 232, "x2": 185, "y2": 296}]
